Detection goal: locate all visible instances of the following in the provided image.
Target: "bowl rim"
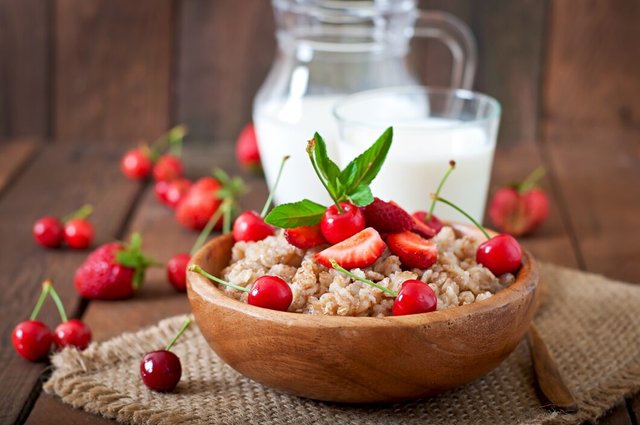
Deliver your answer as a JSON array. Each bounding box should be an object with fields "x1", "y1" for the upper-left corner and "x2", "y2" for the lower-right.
[{"x1": 187, "y1": 223, "x2": 539, "y2": 328}]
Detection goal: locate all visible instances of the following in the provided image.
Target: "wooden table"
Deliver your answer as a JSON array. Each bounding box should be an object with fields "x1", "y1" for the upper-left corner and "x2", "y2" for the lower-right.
[{"x1": 0, "y1": 136, "x2": 638, "y2": 425}]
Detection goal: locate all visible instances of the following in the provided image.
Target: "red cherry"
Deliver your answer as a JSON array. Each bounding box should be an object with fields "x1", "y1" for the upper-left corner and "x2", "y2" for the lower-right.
[
  {"x1": 140, "y1": 350, "x2": 182, "y2": 392},
  {"x1": 392, "y1": 280, "x2": 437, "y2": 316},
  {"x1": 53, "y1": 319, "x2": 92, "y2": 350},
  {"x1": 167, "y1": 253, "x2": 191, "y2": 291},
  {"x1": 153, "y1": 154, "x2": 183, "y2": 182},
  {"x1": 154, "y1": 180, "x2": 171, "y2": 204},
  {"x1": 63, "y1": 219, "x2": 94, "y2": 249},
  {"x1": 476, "y1": 234, "x2": 522, "y2": 276},
  {"x1": 320, "y1": 202, "x2": 365, "y2": 245},
  {"x1": 165, "y1": 178, "x2": 192, "y2": 209},
  {"x1": 12, "y1": 320, "x2": 53, "y2": 361},
  {"x1": 33, "y1": 216, "x2": 64, "y2": 248},
  {"x1": 248, "y1": 276, "x2": 292, "y2": 311},
  {"x1": 121, "y1": 148, "x2": 152, "y2": 180},
  {"x1": 233, "y1": 211, "x2": 274, "y2": 242}
]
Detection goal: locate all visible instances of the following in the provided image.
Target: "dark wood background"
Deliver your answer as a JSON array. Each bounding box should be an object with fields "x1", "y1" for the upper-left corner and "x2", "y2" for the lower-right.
[{"x1": 1, "y1": 0, "x2": 636, "y2": 147}]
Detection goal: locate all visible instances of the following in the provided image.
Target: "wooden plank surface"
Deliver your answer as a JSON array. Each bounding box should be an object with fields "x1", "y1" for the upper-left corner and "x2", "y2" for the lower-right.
[
  {"x1": 0, "y1": 144, "x2": 143, "y2": 425},
  {"x1": 175, "y1": 0, "x2": 276, "y2": 142},
  {"x1": 54, "y1": 0, "x2": 173, "y2": 143},
  {"x1": 0, "y1": 0, "x2": 51, "y2": 142},
  {"x1": 0, "y1": 139, "x2": 40, "y2": 195}
]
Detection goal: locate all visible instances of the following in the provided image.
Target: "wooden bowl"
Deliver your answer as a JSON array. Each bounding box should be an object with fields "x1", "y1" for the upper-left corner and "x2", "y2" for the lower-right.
[{"x1": 187, "y1": 224, "x2": 540, "y2": 403}]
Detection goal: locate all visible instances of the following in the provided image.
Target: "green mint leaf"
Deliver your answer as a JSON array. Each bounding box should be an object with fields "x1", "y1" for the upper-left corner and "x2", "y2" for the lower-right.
[
  {"x1": 339, "y1": 127, "x2": 393, "y2": 195},
  {"x1": 348, "y1": 184, "x2": 374, "y2": 206},
  {"x1": 312, "y1": 132, "x2": 341, "y2": 185},
  {"x1": 264, "y1": 199, "x2": 326, "y2": 228}
]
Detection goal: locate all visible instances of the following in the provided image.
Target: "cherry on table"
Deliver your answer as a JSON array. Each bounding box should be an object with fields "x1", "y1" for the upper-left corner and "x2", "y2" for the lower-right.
[
  {"x1": 53, "y1": 319, "x2": 92, "y2": 350},
  {"x1": 33, "y1": 216, "x2": 64, "y2": 248},
  {"x1": 64, "y1": 219, "x2": 94, "y2": 249},
  {"x1": 320, "y1": 202, "x2": 365, "y2": 245},
  {"x1": 121, "y1": 148, "x2": 153, "y2": 180},
  {"x1": 153, "y1": 154, "x2": 183, "y2": 182},
  {"x1": 140, "y1": 317, "x2": 192, "y2": 392},
  {"x1": 12, "y1": 320, "x2": 53, "y2": 362},
  {"x1": 167, "y1": 253, "x2": 191, "y2": 291}
]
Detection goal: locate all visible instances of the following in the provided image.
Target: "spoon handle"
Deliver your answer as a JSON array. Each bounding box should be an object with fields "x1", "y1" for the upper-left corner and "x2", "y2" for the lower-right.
[{"x1": 527, "y1": 323, "x2": 578, "y2": 413}]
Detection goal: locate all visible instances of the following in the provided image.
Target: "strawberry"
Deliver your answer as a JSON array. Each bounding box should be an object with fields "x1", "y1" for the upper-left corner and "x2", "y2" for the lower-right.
[
  {"x1": 236, "y1": 123, "x2": 261, "y2": 172},
  {"x1": 315, "y1": 227, "x2": 386, "y2": 269},
  {"x1": 411, "y1": 211, "x2": 439, "y2": 238},
  {"x1": 386, "y1": 231, "x2": 437, "y2": 269},
  {"x1": 363, "y1": 198, "x2": 413, "y2": 234},
  {"x1": 175, "y1": 177, "x2": 223, "y2": 231},
  {"x1": 74, "y1": 233, "x2": 156, "y2": 300},
  {"x1": 284, "y1": 224, "x2": 327, "y2": 249},
  {"x1": 489, "y1": 167, "x2": 549, "y2": 237}
]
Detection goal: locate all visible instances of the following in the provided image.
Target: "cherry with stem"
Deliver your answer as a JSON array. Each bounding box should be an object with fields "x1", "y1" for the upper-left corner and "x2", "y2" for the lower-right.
[
  {"x1": 11, "y1": 281, "x2": 54, "y2": 361},
  {"x1": 140, "y1": 316, "x2": 192, "y2": 392},
  {"x1": 188, "y1": 265, "x2": 292, "y2": 312},
  {"x1": 431, "y1": 194, "x2": 522, "y2": 276},
  {"x1": 46, "y1": 280, "x2": 92, "y2": 350},
  {"x1": 329, "y1": 260, "x2": 437, "y2": 316},
  {"x1": 232, "y1": 156, "x2": 289, "y2": 242},
  {"x1": 62, "y1": 204, "x2": 95, "y2": 249}
]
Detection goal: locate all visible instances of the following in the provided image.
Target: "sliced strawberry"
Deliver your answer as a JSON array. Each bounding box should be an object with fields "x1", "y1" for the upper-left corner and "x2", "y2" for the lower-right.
[
  {"x1": 410, "y1": 214, "x2": 436, "y2": 239},
  {"x1": 412, "y1": 211, "x2": 442, "y2": 235},
  {"x1": 285, "y1": 224, "x2": 327, "y2": 249},
  {"x1": 387, "y1": 231, "x2": 438, "y2": 269},
  {"x1": 363, "y1": 198, "x2": 412, "y2": 234},
  {"x1": 315, "y1": 227, "x2": 386, "y2": 269}
]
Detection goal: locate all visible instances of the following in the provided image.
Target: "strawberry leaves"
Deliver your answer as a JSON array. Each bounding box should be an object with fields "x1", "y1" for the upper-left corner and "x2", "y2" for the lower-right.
[
  {"x1": 115, "y1": 233, "x2": 158, "y2": 290},
  {"x1": 265, "y1": 127, "x2": 393, "y2": 229}
]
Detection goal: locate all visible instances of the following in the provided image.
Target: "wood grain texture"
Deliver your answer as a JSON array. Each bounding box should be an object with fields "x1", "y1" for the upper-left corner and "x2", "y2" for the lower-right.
[
  {"x1": 54, "y1": 0, "x2": 173, "y2": 143},
  {"x1": 188, "y1": 228, "x2": 540, "y2": 403},
  {"x1": 541, "y1": 1, "x2": 640, "y2": 283},
  {"x1": 0, "y1": 138, "x2": 40, "y2": 195},
  {"x1": 175, "y1": 0, "x2": 276, "y2": 142},
  {"x1": 0, "y1": 144, "x2": 141, "y2": 425},
  {"x1": 418, "y1": 0, "x2": 547, "y2": 145},
  {"x1": 26, "y1": 394, "x2": 116, "y2": 425},
  {"x1": 0, "y1": 0, "x2": 51, "y2": 141}
]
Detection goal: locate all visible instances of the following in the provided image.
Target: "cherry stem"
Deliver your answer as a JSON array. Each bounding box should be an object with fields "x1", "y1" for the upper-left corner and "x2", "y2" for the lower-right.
[
  {"x1": 431, "y1": 195, "x2": 491, "y2": 240},
  {"x1": 329, "y1": 260, "x2": 397, "y2": 296},
  {"x1": 30, "y1": 280, "x2": 52, "y2": 321},
  {"x1": 306, "y1": 139, "x2": 343, "y2": 214},
  {"x1": 150, "y1": 124, "x2": 187, "y2": 154},
  {"x1": 518, "y1": 166, "x2": 546, "y2": 193},
  {"x1": 428, "y1": 160, "x2": 455, "y2": 221},
  {"x1": 46, "y1": 281, "x2": 69, "y2": 323},
  {"x1": 62, "y1": 204, "x2": 93, "y2": 223},
  {"x1": 165, "y1": 316, "x2": 192, "y2": 351},
  {"x1": 168, "y1": 125, "x2": 187, "y2": 157},
  {"x1": 260, "y1": 156, "x2": 290, "y2": 218},
  {"x1": 191, "y1": 198, "x2": 232, "y2": 255},
  {"x1": 188, "y1": 265, "x2": 250, "y2": 293},
  {"x1": 222, "y1": 204, "x2": 232, "y2": 235}
]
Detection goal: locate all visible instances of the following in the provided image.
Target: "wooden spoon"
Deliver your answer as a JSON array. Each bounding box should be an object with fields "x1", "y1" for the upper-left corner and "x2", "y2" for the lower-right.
[{"x1": 527, "y1": 323, "x2": 578, "y2": 412}]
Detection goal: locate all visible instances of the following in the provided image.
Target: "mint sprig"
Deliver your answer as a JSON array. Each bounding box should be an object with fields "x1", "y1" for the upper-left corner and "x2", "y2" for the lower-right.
[{"x1": 265, "y1": 127, "x2": 393, "y2": 229}]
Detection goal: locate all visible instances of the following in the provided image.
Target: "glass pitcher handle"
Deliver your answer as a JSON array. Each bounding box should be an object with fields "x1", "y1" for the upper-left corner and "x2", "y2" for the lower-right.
[{"x1": 414, "y1": 11, "x2": 477, "y2": 90}]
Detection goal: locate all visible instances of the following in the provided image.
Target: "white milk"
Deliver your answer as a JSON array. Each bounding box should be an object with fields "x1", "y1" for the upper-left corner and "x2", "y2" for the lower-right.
[
  {"x1": 253, "y1": 96, "x2": 344, "y2": 205},
  {"x1": 336, "y1": 118, "x2": 495, "y2": 223}
]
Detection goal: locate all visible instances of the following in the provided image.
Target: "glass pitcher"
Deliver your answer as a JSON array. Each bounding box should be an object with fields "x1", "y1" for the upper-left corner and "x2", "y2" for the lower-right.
[{"x1": 253, "y1": 0, "x2": 477, "y2": 205}]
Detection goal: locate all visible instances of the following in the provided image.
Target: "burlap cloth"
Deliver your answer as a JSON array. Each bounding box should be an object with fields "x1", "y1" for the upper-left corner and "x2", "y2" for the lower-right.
[{"x1": 44, "y1": 263, "x2": 640, "y2": 424}]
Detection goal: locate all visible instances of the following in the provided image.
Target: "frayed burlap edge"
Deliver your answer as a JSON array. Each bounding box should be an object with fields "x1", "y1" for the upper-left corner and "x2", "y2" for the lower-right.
[{"x1": 43, "y1": 263, "x2": 640, "y2": 425}]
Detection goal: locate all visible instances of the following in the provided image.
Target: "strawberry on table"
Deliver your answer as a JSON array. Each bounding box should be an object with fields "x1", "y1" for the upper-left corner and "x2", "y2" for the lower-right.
[
  {"x1": 315, "y1": 227, "x2": 386, "y2": 269},
  {"x1": 236, "y1": 123, "x2": 261, "y2": 172},
  {"x1": 386, "y1": 231, "x2": 438, "y2": 269},
  {"x1": 176, "y1": 177, "x2": 223, "y2": 231},
  {"x1": 74, "y1": 233, "x2": 157, "y2": 300}
]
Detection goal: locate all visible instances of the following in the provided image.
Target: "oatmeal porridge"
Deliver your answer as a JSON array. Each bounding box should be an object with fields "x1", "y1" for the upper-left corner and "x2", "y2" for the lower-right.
[{"x1": 219, "y1": 226, "x2": 515, "y2": 317}]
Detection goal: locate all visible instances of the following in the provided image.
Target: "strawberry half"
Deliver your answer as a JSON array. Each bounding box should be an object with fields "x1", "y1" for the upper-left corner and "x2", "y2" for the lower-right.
[
  {"x1": 410, "y1": 211, "x2": 438, "y2": 238},
  {"x1": 315, "y1": 227, "x2": 386, "y2": 269},
  {"x1": 387, "y1": 231, "x2": 437, "y2": 269},
  {"x1": 363, "y1": 198, "x2": 412, "y2": 234},
  {"x1": 74, "y1": 233, "x2": 156, "y2": 300},
  {"x1": 284, "y1": 224, "x2": 327, "y2": 249}
]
